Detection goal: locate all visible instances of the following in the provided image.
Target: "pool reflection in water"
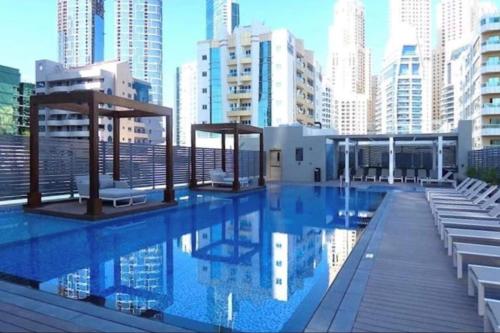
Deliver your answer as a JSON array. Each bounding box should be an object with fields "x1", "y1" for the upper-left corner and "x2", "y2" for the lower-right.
[{"x1": 0, "y1": 185, "x2": 384, "y2": 332}]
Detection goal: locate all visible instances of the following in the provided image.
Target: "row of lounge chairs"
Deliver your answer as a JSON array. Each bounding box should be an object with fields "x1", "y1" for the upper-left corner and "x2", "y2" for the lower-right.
[
  {"x1": 426, "y1": 178, "x2": 500, "y2": 331},
  {"x1": 347, "y1": 168, "x2": 451, "y2": 183}
]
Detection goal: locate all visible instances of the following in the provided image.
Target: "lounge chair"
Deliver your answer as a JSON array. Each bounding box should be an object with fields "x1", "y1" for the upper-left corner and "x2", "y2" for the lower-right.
[
  {"x1": 467, "y1": 265, "x2": 500, "y2": 315},
  {"x1": 425, "y1": 178, "x2": 475, "y2": 200},
  {"x1": 439, "y1": 219, "x2": 500, "y2": 240},
  {"x1": 417, "y1": 169, "x2": 428, "y2": 183},
  {"x1": 429, "y1": 180, "x2": 486, "y2": 202},
  {"x1": 209, "y1": 169, "x2": 249, "y2": 187},
  {"x1": 393, "y1": 169, "x2": 404, "y2": 182},
  {"x1": 379, "y1": 168, "x2": 389, "y2": 182},
  {"x1": 430, "y1": 185, "x2": 497, "y2": 209},
  {"x1": 435, "y1": 203, "x2": 500, "y2": 224},
  {"x1": 365, "y1": 168, "x2": 377, "y2": 182},
  {"x1": 432, "y1": 187, "x2": 500, "y2": 216},
  {"x1": 75, "y1": 175, "x2": 147, "y2": 208},
  {"x1": 420, "y1": 171, "x2": 457, "y2": 187},
  {"x1": 443, "y1": 228, "x2": 500, "y2": 255},
  {"x1": 405, "y1": 169, "x2": 416, "y2": 183},
  {"x1": 453, "y1": 244, "x2": 500, "y2": 279},
  {"x1": 353, "y1": 169, "x2": 364, "y2": 182},
  {"x1": 484, "y1": 299, "x2": 500, "y2": 332}
]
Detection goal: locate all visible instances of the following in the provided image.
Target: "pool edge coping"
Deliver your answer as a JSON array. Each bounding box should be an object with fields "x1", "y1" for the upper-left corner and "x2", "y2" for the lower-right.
[{"x1": 303, "y1": 190, "x2": 396, "y2": 332}]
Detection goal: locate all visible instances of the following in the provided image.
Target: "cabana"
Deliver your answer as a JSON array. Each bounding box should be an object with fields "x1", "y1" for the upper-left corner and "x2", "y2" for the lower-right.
[
  {"x1": 25, "y1": 90, "x2": 176, "y2": 220},
  {"x1": 189, "y1": 123, "x2": 265, "y2": 192}
]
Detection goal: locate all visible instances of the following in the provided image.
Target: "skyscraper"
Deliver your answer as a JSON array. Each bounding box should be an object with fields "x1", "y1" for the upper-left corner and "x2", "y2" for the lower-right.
[
  {"x1": 327, "y1": 0, "x2": 370, "y2": 134},
  {"x1": 387, "y1": 0, "x2": 432, "y2": 133},
  {"x1": 57, "y1": 0, "x2": 104, "y2": 68},
  {"x1": 377, "y1": 24, "x2": 425, "y2": 134},
  {"x1": 175, "y1": 61, "x2": 197, "y2": 147},
  {"x1": 206, "y1": 0, "x2": 240, "y2": 40},
  {"x1": 116, "y1": 0, "x2": 164, "y2": 144}
]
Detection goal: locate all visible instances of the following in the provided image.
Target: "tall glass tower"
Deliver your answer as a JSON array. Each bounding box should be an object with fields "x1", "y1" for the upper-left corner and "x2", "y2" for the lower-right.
[
  {"x1": 206, "y1": 0, "x2": 240, "y2": 40},
  {"x1": 57, "y1": 0, "x2": 104, "y2": 68},
  {"x1": 116, "y1": 0, "x2": 164, "y2": 144},
  {"x1": 115, "y1": 0, "x2": 164, "y2": 144}
]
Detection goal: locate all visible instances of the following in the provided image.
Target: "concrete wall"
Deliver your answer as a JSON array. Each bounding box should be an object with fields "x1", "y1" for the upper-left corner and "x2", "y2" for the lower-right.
[{"x1": 263, "y1": 126, "x2": 327, "y2": 182}]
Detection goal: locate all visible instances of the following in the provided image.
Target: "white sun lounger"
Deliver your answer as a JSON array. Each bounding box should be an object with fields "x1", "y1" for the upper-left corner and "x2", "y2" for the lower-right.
[
  {"x1": 468, "y1": 265, "x2": 500, "y2": 316},
  {"x1": 405, "y1": 169, "x2": 417, "y2": 183},
  {"x1": 429, "y1": 181, "x2": 486, "y2": 202},
  {"x1": 426, "y1": 178, "x2": 476, "y2": 201},
  {"x1": 436, "y1": 205, "x2": 500, "y2": 225},
  {"x1": 484, "y1": 298, "x2": 500, "y2": 332},
  {"x1": 439, "y1": 220, "x2": 500, "y2": 240},
  {"x1": 365, "y1": 168, "x2": 377, "y2": 182},
  {"x1": 432, "y1": 189, "x2": 500, "y2": 216},
  {"x1": 452, "y1": 243, "x2": 500, "y2": 279},
  {"x1": 394, "y1": 169, "x2": 404, "y2": 182},
  {"x1": 431, "y1": 186, "x2": 498, "y2": 210},
  {"x1": 353, "y1": 169, "x2": 364, "y2": 181},
  {"x1": 444, "y1": 228, "x2": 500, "y2": 256},
  {"x1": 379, "y1": 168, "x2": 389, "y2": 182},
  {"x1": 420, "y1": 171, "x2": 457, "y2": 187}
]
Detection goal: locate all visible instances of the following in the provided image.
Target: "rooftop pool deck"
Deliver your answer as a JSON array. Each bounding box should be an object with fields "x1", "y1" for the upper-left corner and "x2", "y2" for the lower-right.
[{"x1": 0, "y1": 182, "x2": 483, "y2": 332}]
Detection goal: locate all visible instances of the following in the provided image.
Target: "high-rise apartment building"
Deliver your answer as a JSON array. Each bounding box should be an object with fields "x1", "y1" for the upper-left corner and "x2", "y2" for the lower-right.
[
  {"x1": 367, "y1": 75, "x2": 378, "y2": 134},
  {"x1": 327, "y1": 0, "x2": 370, "y2": 135},
  {"x1": 197, "y1": 23, "x2": 322, "y2": 127},
  {"x1": 385, "y1": 0, "x2": 431, "y2": 133},
  {"x1": 377, "y1": 24, "x2": 425, "y2": 134},
  {"x1": 57, "y1": 0, "x2": 105, "y2": 68},
  {"x1": 206, "y1": 0, "x2": 240, "y2": 40},
  {"x1": 116, "y1": 0, "x2": 164, "y2": 144},
  {"x1": 320, "y1": 80, "x2": 333, "y2": 129},
  {"x1": 0, "y1": 65, "x2": 34, "y2": 136},
  {"x1": 459, "y1": 13, "x2": 500, "y2": 149},
  {"x1": 175, "y1": 62, "x2": 197, "y2": 147},
  {"x1": 35, "y1": 59, "x2": 151, "y2": 143}
]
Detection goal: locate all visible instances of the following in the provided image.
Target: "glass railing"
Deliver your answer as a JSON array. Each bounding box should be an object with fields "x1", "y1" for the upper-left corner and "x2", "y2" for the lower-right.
[{"x1": 483, "y1": 124, "x2": 500, "y2": 129}]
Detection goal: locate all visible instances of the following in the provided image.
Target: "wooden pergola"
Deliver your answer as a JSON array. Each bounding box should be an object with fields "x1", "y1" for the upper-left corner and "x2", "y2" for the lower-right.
[
  {"x1": 26, "y1": 90, "x2": 176, "y2": 217},
  {"x1": 189, "y1": 123, "x2": 265, "y2": 192}
]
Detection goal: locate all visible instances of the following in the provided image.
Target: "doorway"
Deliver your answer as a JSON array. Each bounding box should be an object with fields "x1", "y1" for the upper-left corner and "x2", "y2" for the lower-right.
[{"x1": 269, "y1": 149, "x2": 282, "y2": 181}]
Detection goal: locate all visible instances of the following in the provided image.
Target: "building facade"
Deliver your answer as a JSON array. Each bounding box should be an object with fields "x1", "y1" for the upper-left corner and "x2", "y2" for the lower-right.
[
  {"x1": 116, "y1": 0, "x2": 164, "y2": 144},
  {"x1": 206, "y1": 0, "x2": 240, "y2": 40},
  {"x1": 377, "y1": 25, "x2": 426, "y2": 134},
  {"x1": 197, "y1": 23, "x2": 322, "y2": 127},
  {"x1": 175, "y1": 62, "x2": 197, "y2": 146},
  {"x1": 327, "y1": 0, "x2": 370, "y2": 135},
  {"x1": 460, "y1": 13, "x2": 500, "y2": 148},
  {"x1": 320, "y1": 80, "x2": 333, "y2": 129},
  {"x1": 35, "y1": 59, "x2": 150, "y2": 143},
  {"x1": 389, "y1": 0, "x2": 432, "y2": 133},
  {"x1": 0, "y1": 65, "x2": 34, "y2": 136},
  {"x1": 57, "y1": 0, "x2": 104, "y2": 68},
  {"x1": 367, "y1": 75, "x2": 378, "y2": 134}
]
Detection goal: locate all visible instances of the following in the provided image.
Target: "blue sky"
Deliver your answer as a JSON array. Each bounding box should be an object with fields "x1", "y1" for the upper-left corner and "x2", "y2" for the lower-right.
[{"x1": 0, "y1": 0, "x2": 499, "y2": 107}]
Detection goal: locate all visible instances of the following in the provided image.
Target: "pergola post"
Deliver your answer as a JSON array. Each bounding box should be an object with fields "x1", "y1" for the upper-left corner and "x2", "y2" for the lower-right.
[
  {"x1": 438, "y1": 136, "x2": 443, "y2": 180},
  {"x1": 87, "y1": 95, "x2": 103, "y2": 216},
  {"x1": 389, "y1": 137, "x2": 395, "y2": 184},
  {"x1": 190, "y1": 126, "x2": 197, "y2": 188},
  {"x1": 344, "y1": 138, "x2": 350, "y2": 186},
  {"x1": 259, "y1": 132, "x2": 265, "y2": 186},
  {"x1": 233, "y1": 125, "x2": 240, "y2": 191},
  {"x1": 164, "y1": 115, "x2": 175, "y2": 202},
  {"x1": 221, "y1": 133, "x2": 226, "y2": 172},
  {"x1": 354, "y1": 142, "x2": 359, "y2": 172},
  {"x1": 27, "y1": 101, "x2": 41, "y2": 208},
  {"x1": 113, "y1": 116, "x2": 120, "y2": 181}
]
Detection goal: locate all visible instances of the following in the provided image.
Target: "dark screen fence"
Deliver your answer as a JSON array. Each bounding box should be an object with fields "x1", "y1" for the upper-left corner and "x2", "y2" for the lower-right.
[
  {"x1": 468, "y1": 147, "x2": 500, "y2": 175},
  {"x1": 0, "y1": 135, "x2": 260, "y2": 201}
]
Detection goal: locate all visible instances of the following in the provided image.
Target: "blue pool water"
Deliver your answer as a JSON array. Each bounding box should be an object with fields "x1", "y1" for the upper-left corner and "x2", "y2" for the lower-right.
[{"x1": 0, "y1": 185, "x2": 384, "y2": 332}]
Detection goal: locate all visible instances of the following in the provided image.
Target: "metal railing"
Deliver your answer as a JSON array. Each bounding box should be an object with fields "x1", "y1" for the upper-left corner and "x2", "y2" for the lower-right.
[
  {"x1": 469, "y1": 147, "x2": 500, "y2": 175},
  {"x1": 0, "y1": 135, "x2": 261, "y2": 201}
]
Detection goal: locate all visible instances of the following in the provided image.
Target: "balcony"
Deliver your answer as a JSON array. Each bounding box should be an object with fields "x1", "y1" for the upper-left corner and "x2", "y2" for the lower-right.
[
  {"x1": 481, "y1": 63, "x2": 500, "y2": 74},
  {"x1": 228, "y1": 90, "x2": 252, "y2": 100},
  {"x1": 481, "y1": 124, "x2": 500, "y2": 136},
  {"x1": 482, "y1": 41, "x2": 500, "y2": 53},
  {"x1": 228, "y1": 107, "x2": 252, "y2": 116},
  {"x1": 481, "y1": 22, "x2": 500, "y2": 33},
  {"x1": 482, "y1": 104, "x2": 500, "y2": 115},
  {"x1": 240, "y1": 57, "x2": 252, "y2": 64},
  {"x1": 481, "y1": 83, "x2": 500, "y2": 94}
]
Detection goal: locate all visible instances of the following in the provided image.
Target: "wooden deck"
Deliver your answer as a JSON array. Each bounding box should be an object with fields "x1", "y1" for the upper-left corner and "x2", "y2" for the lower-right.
[
  {"x1": 0, "y1": 280, "x2": 190, "y2": 332},
  {"x1": 306, "y1": 191, "x2": 483, "y2": 332},
  {"x1": 25, "y1": 199, "x2": 177, "y2": 221}
]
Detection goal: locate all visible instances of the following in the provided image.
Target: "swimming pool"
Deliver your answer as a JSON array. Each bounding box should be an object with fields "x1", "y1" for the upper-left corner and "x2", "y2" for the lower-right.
[{"x1": 0, "y1": 184, "x2": 385, "y2": 332}]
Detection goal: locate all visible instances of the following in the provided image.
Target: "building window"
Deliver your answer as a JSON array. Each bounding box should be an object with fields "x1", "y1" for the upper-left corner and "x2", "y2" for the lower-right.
[
  {"x1": 202, "y1": 71, "x2": 207, "y2": 77},
  {"x1": 276, "y1": 278, "x2": 282, "y2": 285},
  {"x1": 202, "y1": 55, "x2": 207, "y2": 60},
  {"x1": 202, "y1": 104, "x2": 207, "y2": 110},
  {"x1": 202, "y1": 88, "x2": 207, "y2": 94}
]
